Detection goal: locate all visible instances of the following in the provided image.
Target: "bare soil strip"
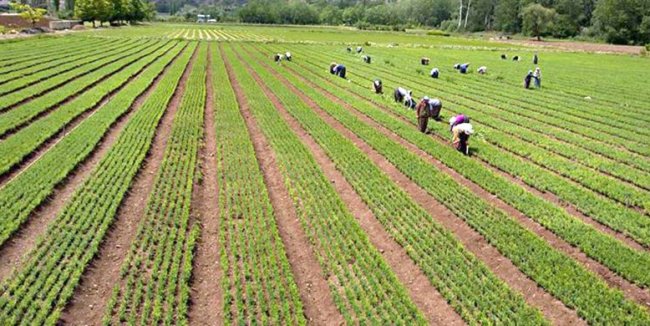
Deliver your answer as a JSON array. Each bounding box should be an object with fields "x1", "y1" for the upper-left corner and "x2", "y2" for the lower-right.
[
  {"x1": 188, "y1": 46, "x2": 223, "y2": 326},
  {"x1": 0, "y1": 45, "x2": 186, "y2": 285},
  {"x1": 245, "y1": 58, "x2": 466, "y2": 326},
  {"x1": 222, "y1": 46, "x2": 344, "y2": 325},
  {"x1": 57, "y1": 46, "x2": 198, "y2": 325},
  {"x1": 0, "y1": 41, "x2": 172, "y2": 140},
  {"x1": 260, "y1": 60, "x2": 584, "y2": 325},
  {"x1": 290, "y1": 70, "x2": 650, "y2": 308}
]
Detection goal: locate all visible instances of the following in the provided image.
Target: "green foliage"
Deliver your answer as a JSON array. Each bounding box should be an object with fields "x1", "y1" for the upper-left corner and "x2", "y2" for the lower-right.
[
  {"x1": 9, "y1": 2, "x2": 47, "y2": 28},
  {"x1": 521, "y1": 3, "x2": 557, "y2": 41},
  {"x1": 593, "y1": 0, "x2": 650, "y2": 45}
]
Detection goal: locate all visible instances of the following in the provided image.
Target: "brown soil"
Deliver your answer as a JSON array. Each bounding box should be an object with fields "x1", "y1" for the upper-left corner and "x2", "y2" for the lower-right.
[
  {"x1": 292, "y1": 69, "x2": 650, "y2": 308},
  {"x1": 58, "y1": 45, "x2": 197, "y2": 325},
  {"x1": 496, "y1": 39, "x2": 644, "y2": 55},
  {"x1": 245, "y1": 55, "x2": 466, "y2": 325},
  {"x1": 221, "y1": 44, "x2": 345, "y2": 326},
  {"x1": 187, "y1": 45, "x2": 223, "y2": 326},
  {"x1": 0, "y1": 45, "x2": 186, "y2": 286},
  {"x1": 266, "y1": 58, "x2": 584, "y2": 325}
]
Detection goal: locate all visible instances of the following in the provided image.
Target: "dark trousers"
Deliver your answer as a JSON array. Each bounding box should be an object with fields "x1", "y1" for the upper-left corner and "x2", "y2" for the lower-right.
[
  {"x1": 394, "y1": 90, "x2": 403, "y2": 102},
  {"x1": 418, "y1": 117, "x2": 428, "y2": 133}
]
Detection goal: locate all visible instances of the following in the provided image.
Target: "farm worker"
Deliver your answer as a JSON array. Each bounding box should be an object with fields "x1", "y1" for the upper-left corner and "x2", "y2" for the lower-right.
[
  {"x1": 533, "y1": 53, "x2": 539, "y2": 64},
  {"x1": 523, "y1": 70, "x2": 533, "y2": 89},
  {"x1": 347, "y1": 47, "x2": 352, "y2": 53},
  {"x1": 356, "y1": 46, "x2": 363, "y2": 53},
  {"x1": 513, "y1": 55, "x2": 520, "y2": 61},
  {"x1": 533, "y1": 67, "x2": 541, "y2": 88},
  {"x1": 274, "y1": 53, "x2": 282, "y2": 62},
  {"x1": 330, "y1": 62, "x2": 347, "y2": 79},
  {"x1": 285, "y1": 52, "x2": 292, "y2": 61},
  {"x1": 394, "y1": 87, "x2": 410, "y2": 103},
  {"x1": 404, "y1": 93, "x2": 416, "y2": 109},
  {"x1": 501, "y1": 54, "x2": 507, "y2": 60},
  {"x1": 363, "y1": 55, "x2": 371, "y2": 64},
  {"x1": 428, "y1": 98, "x2": 443, "y2": 120},
  {"x1": 373, "y1": 79, "x2": 383, "y2": 94},
  {"x1": 421, "y1": 57, "x2": 430, "y2": 65},
  {"x1": 459, "y1": 63, "x2": 469, "y2": 74},
  {"x1": 430, "y1": 68, "x2": 439, "y2": 78},
  {"x1": 449, "y1": 114, "x2": 470, "y2": 131},
  {"x1": 415, "y1": 96, "x2": 432, "y2": 133},
  {"x1": 452, "y1": 123, "x2": 474, "y2": 155},
  {"x1": 477, "y1": 66, "x2": 487, "y2": 74}
]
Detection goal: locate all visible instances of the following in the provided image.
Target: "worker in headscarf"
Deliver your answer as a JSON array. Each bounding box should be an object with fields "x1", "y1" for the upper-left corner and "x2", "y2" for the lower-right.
[
  {"x1": 363, "y1": 55, "x2": 371, "y2": 63},
  {"x1": 356, "y1": 46, "x2": 363, "y2": 53},
  {"x1": 285, "y1": 51, "x2": 292, "y2": 61},
  {"x1": 477, "y1": 66, "x2": 487, "y2": 74},
  {"x1": 533, "y1": 53, "x2": 539, "y2": 65},
  {"x1": 501, "y1": 54, "x2": 507, "y2": 60},
  {"x1": 533, "y1": 67, "x2": 541, "y2": 88},
  {"x1": 428, "y1": 98, "x2": 442, "y2": 120},
  {"x1": 415, "y1": 96, "x2": 432, "y2": 133},
  {"x1": 329, "y1": 62, "x2": 347, "y2": 78},
  {"x1": 404, "y1": 92, "x2": 416, "y2": 109},
  {"x1": 274, "y1": 53, "x2": 283, "y2": 63},
  {"x1": 394, "y1": 87, "x2": 410, "y2": 103},
  {"x1": 346, "y1": 47, "x2": 352, "y2": 53},
  {"x1": 452, "y1": 122, "x2": 474, "y2": 155},
  {"x1": 513, "y1": 55, "x2": 520, "y2": 61},
  {"x1": 421, "y1": 57, "x2": 430, "y2": 65},
  {"x1": 458, "y1": 63, "x2": 469, "y2": 74},
  {"x1": 449, "y1": 114, "x2": 470, "y2": 131},
  {"x1": 373, "y1": 79, "x2": 383, "y2": 94},
  {"x1": 430, "y1": 68, "x2": 439, "y2": 79},
  {"x1": 524, "y1": 70, "x2": 533, "y2": 89}
]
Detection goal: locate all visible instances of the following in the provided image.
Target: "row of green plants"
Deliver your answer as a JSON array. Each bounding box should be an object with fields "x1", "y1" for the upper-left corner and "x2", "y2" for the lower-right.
[
  {"x1": 210, "y1": 46, "x2": 306, "y2": 325},
  {"x1": 0, "y1": 40, "x2": 160, "y2": 119},
  {"x1": 296, "y1": 47, "x2": 650, "y2": 245},
  {"x1": 269, "y1": 45, "x2": 650, "y2": 287},
  {"x1": 249, "y1": 44, "x2": 650, "y2": 324},
  {"x1": 0, "y1": 38, "x2": 114, "y2": 86},
  {"x1": 237, "y1": 44, "x2": 548, "y2": 325},
  {"x1": 103, "y1": 42, "x2": 207, "y2": 325},
  {"x1": 0, "y1": 41, "x2": 185, "y2": 248},
  {"x1": 222, "y1": 44, "x2": 427, "y2": 324},
  {"x1": 336, "y1": 46, "x2": 650, "y2": 154},
  {"x1": 0, "y1": 39, "x2": 131, "y2": 96},
  {"x1": 0, "y1": 37, "x2": 95, "y2": 71},
  {"x1": 0, "y1": 40, "x2": 178, "y2": 178},
  {"x1": 316, "y1": 47, "x2": 650, "y2": 167},
  {"x1": 0, "y1": 41, "x2": 193, "y2": 325},
  {"x1": 0, "y1": 39, "x2": 156, "y2": 113}
]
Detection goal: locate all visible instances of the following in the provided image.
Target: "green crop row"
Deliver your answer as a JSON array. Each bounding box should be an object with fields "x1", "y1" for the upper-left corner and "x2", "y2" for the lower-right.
[
  {"x1": 0, "y1": 37, "x2": 94, "y2": 71},
  {"x1": 290, "y1": 46, "x2": 650, "y2": 245},
  {"x1": 0, "y1": 38, "x2": 157, "y2": 113},
  {"x1": 0, "y1": 41, "x2": 185, "y2": 247},
  {"x1": 103, "y1": 42, "x2": 207, "y2": 326},
  {"x1": 248, "y1": 44, "x2": 650, "y2": 325},
  {"x1": 0, "y1": 38, "x2": 132, "y2": 96},
  {"x1": 0, "y1": 40, "x2": 178, "y2": 179},
  {"x1": 222, "y1": 43, "x2": 427, "y2": 324},
  {"x1": 210, "y1": 46, "x2": 305, "y2": 325},
  {"x1": 236, "y1": 44, "x2": 548, "y2": 325},
  {"x1": 0, "y1": 41, "x2": 192, "y2": 325},
  {"x1": 267, "y1": 44, "x2": 650, "y2": 286},
  {"x1": 308, "y1": 48, "x2": 650, "y2": 203},
  {"x1": 0, "y1": 38, "x2": 114, "y2": 86}
]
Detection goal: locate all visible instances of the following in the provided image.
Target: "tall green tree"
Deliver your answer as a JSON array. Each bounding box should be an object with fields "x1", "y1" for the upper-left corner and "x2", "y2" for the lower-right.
[
  {"x1": 9, "y1": 2, "x2": 48, "y2": 28},
  {"x1": 593, "y1": 0, "x2": 650, "y2": 44},
  {"x1": 521, "y1": 3, "x2": 556, "y2": 40}
]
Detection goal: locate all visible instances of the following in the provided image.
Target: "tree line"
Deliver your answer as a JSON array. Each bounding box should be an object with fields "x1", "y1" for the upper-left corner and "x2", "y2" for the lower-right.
[{"x1": 172, "y1": 0, "x2": 648, "y2": 45}]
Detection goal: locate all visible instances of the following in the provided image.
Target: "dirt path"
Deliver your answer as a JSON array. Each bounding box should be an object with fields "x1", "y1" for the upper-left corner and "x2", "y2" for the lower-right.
[
  {"x1": 258, "y1": 58, "x2": 584, "y2": 325},
  {"x1": 495, "y1": 39, "x2": 644, "y2": 54},
  {"x1": 243, "y1": 56, "x2": 466, "y2": 325},
  {"x1": 188, "y1": 45, "x2": 223, "y2": 326},
  {"x1": 289, "y1": 68, "x2": 650, "y2": 308},
  {"x1": 0, "y1": 45, "x2": 185, "y2": 285},
  {"x1": 57, "y1": 45, "x2": 197, "y2": 325},
  {"x1": 221, "y1": 45, "x2": 344, "y2": 326}
]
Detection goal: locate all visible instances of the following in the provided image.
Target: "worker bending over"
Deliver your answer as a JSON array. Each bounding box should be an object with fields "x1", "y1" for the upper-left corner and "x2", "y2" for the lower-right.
[
  {"x1": 363, "y1": 55, "x2": 371, "y2": 64},
  {"x1": 454, "y1": 63, "x2": 470, "y2": 74},
  {"x1": 524, "y1": 70, "x2": 533, "y2": 89},
  {"x1": 477, "y1": 66, "x2": 487, "y2": 74},
  {"x1": 373, "y1": 79, "x2": 383, "y2": 94},
  {"x1": 415, "y1": 97, "x2": 442, "y2": 133},
  {"x1": 449, "y1": 114, "x2": 470, "y2": 131},
  {"x1": 330, "y1": 62, "x2": 347, "y2": 79},
  {"x1": 452, "y1": 122, "x2": 474, "y2": 155},
  {"x1": 430, "y1": 68, "x2": 439, "y2": 79},
  {"x1": 285, "y1": 52, "x2": 292, "y2": 61},
  {"x1": 274, "y1": 53, "x2": 283, "y2": 63},
  {"x1": 356, "y1": 46, "x2": 363, "y2": 53},
  {"x1": 421, "y1": 57, "x2": 430, "y2": 65}
]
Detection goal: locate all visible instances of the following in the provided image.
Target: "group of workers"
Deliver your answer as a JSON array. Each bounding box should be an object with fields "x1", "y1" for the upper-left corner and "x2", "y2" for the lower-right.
[
  {"x1": 274, "y1": 52, "x2": 292, "y2": 63},
  {"x1": 524, "y1": 67, "x2": 542, "y2": 89}
]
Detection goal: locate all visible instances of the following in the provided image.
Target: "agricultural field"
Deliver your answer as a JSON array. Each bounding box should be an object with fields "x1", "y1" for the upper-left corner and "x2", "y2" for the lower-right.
[{"x1": 0, "y1": 23, "x2": 648, "y2": 325}]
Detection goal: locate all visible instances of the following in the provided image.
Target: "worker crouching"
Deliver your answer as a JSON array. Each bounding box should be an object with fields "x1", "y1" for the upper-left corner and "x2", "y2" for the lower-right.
[
  {"x1": 421, "y1": 57, "x2": 430, "y2": 65},
  {"x1": 330, "y1": 62, "x2": 346, "y2": 79},
  {"x1": 415, "y1": 97, "x2": 442, "y2": 133},
  {"x1": 452, "y1": 123, "x2": 474, "y2": 155},
  {"x1": 373, "y1": 79, "x2": 383, "y2": 94}
]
